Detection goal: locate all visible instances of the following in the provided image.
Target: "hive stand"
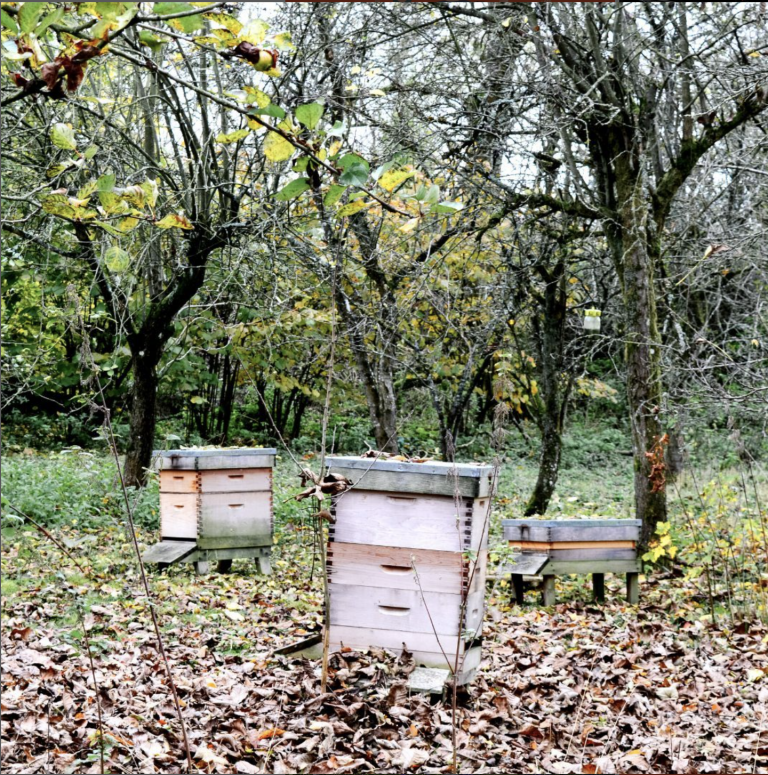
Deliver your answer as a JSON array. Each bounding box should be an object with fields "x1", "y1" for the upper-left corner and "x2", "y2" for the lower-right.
[
  {"x1": 324, "y1": 456, "x2": 494, "y2": 685},
  {"x1": 142, "y1": 448, "x2": 276, "y2": 575},
  {"x1": 502, "y1": 519, "x2": 642, "y2": 605}
]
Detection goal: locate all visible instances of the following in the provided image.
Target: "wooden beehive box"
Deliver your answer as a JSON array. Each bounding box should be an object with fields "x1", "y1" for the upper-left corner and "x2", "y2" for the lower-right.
[
  {"x1": 325, "y1": 456, "x2": 493, "y2": 684},
  {"x1": 143, "y1": 448, "x2": 276, "y2": 572},
  {"x1": 502, "y1": 518, "x2": 642, "y2": 604}
]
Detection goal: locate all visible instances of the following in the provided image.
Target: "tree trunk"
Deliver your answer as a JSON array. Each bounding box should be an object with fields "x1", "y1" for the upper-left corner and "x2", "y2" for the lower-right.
[
  {"x1": 616, "y1": 168, "x2": 668, "y2": 550},
  {"x1": 525, "y1": 422, "x2": 563, "y2": 516},
  {"x1": 123, "y1": 355, "x2": 159, "y2": 488}
]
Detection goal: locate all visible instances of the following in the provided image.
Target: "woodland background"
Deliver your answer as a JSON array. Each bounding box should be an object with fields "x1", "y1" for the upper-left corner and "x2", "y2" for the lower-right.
[{"x1": 2, "y1": 2, "x2": 768, "y2": 773}]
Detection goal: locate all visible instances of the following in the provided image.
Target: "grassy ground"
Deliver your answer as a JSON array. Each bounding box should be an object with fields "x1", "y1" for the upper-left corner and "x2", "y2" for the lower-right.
[{"x1": 2, "y1": 445, "x2": 768, "y2": 773}]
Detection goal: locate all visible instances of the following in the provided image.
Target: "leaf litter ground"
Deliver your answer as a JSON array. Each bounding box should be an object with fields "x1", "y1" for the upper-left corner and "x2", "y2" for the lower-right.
[{"x1": 3, "y1": 463, "x2": 768, "y2": 773}]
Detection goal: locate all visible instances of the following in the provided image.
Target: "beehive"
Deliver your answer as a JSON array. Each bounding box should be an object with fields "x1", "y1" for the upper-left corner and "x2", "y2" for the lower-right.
[
  {"x1": 502, "y1": 518, "x2": 642, "y2": 604},
  {"x1": 325, "y1": 456, "x2": 493, "y2": 684},
  {"x1": 143, "y1": 448, "x2": 276, "y2": 573}
]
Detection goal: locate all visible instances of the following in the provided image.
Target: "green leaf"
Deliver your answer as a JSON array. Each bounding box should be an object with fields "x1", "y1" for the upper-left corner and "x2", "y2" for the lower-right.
[
  {"x1": 37, "y1": 7, "x2": 64, "y2": 35},
  {"x1": 46, "y1": 160, "x2": 78, "y2": 178},
  {"x1": 190, "y1": 395, "x2": 206, "y2": 404},
  {"x1": 140, "y1": 178, "x2": 159, "y2": 208},
  {"x1": 323, "y1": 184, "x2": 347, "y2": 207},
  {"x1": 77, "y1": 181, "x2": 98, "y2": 200},
  {"x1": 249, "y1": 103, "x2": 285, "y2": 119},
  {"x1": 424, "y1": 184, "x2": 440, "y2": 205},
  {"x1": 378, "y1": 169, "x2": 413, "y2": 192},
  {"x1": 97, "y1": 173, "x2": 116, "y2": 192},
  {"x1": 243, "y1": 86, "x2": 270, "y2": 108},
  {"x1": 337, "y1": 199, "x2": 369, "y2": 217},
  {"x1": 338, "y1": 153, "x2": 369, "y2": 173},
  {"x1": 273, "y1": 177, "x2": 310, "y2": 201},
  {"x1": 50, "y1": 123, "x2": 77, "y2": 151},
  {"x1": 94, "y1": 220, "x2": 126, "y2": 238},
  {"x1": 339, "y1": 162, "x2": 368, "y2": 188},
  {"x1": 430, "y1": 201, "x2": 464, "y2": 214},
  {"x1": 204, "y1": 11, "x2": 242, "y2": 34},
  {"x1": 104, "y1": 245, "x2": 131, "y2": 272},
  {"x1": 83, "y1": 145, "x2": 99, "y2": 160},
  {"x1": 238, "y1": 18, "x2": 267, "y2": 44},
  {"x1": 295, "y1": 102, "x2": 323, "y2": 131},
  {"x1": 263, "y1": 131, "x2": 294, "y2": 162},
  {"x1": 138, "y1": 30, "x2": 168, "y2": 50},
  {"x1": 216, "y1": 128, "x2": 250, "y2": 144},
  {"x1": 274, "y1": 31, "x2": 294, "y2": 51},
  {"x1": 98, "y1": 191, "x2": 127, "y2": 214},
  {"x1": 156, "y1": 213, "x2": 193, "y2": 229},
  {"x1": 293, "y1": 157, "x2": 309, "y2": 173},
  {"x1": 1, "y1": 9, "x2": 18, "y2": 33},
  {"x1": 18, "y1": 2, "x2": 43, "y2": 34}
]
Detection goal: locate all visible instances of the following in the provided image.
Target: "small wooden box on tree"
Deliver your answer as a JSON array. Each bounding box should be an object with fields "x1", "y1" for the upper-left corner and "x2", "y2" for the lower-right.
[
  {"x1": 142, "y1": 448, "x2": 276, "y2": 574},
  {"x1": 502, "y1": 518, "x2": 642, "y2": 605},
  {"x1": 325, "y1": 456, "x2": 493, "y2": 685}
]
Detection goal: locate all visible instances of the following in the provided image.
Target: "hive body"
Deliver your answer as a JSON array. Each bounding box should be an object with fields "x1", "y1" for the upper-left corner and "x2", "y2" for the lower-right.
[
  {"x1": 325, "y1": 457, "x2": 493, "y2": 684},
  {"x1": 143, "y1": 449, "x2": 276, "y2": 572}
]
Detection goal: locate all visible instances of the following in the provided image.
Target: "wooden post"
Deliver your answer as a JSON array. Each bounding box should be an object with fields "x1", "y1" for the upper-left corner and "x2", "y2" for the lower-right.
[
  {"x1": 216, "y1": 559, "x2": 233, "y2": 574},
  {"x1": 512, "y1": 575, "x2": 525, "y2": 605},
  {"x1": 194, "y1": 560, "x2": 210, "y2": 575},
  {"x1": 592, "y1": 573, "x2": 605, "y2": 603},
  {"x1": 256, "y1": 552, "x2": 271, "y2": 576},
  {"x1": 542, "y1": 575, "x2": 556, "y2": 606},
  {"x1": 626, "y1": 572, "x2": 640, "y2": 604}
]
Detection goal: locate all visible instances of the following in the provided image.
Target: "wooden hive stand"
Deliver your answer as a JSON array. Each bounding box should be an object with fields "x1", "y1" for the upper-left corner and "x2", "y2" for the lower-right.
[
  {"x1": 142, "y1": 448, "x2": 276, "y2": 575},
  {"x1": 501, "y1": 519, "x2": 642, "y2": 606},
  {"x1": 325, "y1": 456, "x2": 494, "y2": 686}
]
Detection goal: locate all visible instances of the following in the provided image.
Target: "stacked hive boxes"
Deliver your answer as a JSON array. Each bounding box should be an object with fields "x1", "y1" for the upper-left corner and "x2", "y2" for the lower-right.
[
  {"x1": 144, "y1": 448, "x2": 276, "y2": 572},
  {"x1": 325, "y1": 456, "x2": 493, "y2": 684}
]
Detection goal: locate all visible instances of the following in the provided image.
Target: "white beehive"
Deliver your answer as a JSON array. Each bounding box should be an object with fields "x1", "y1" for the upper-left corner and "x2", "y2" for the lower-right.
[{"x1": 325, "y1": 456, "x2": 493, "y2": 684}]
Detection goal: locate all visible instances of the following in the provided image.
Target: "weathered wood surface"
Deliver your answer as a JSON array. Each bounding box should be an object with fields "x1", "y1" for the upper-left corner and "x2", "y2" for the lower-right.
[
  {"x1": 504, "y1": 553, "x2": 549, "y2": 575},
  {"x1": 155, "y1": 448, "x2": 276, "y2": 471},
  {"x1": 142, "y1": 540, "x2": 196, "y2": 564},
  {"x1": 503, "y1": 519, "x2": 641, "y2": 528},
  {"x1": 408, "y1": 667, "x2": 451, "y2": 695},
  {"x1": 160, "y1": 493, "x2": 198, "y2": 539},
  {"x1": 327, "y1": 456, "x2": 492, "y2": 498},
  {"x1": 542, "y1": 576, "x2": 556, "y2": 606},
  {"x1": 199, "y1": 469, "x2": 271, "y2": 493},
  {"x1": 545, "y1": 559, "x2": 642, "y2": 575},
  {"x1": 197, "y1": 491, "x2": 272, "y2": 549},
  {"x1": 160, "y1": 470, "x2": 200, "y2": 493},
  {"x1": 332, "y1": 490, "x2": 485, "y2": 553},
  {"x1": 626, "y1": 572, "x2": 640, "y2": 604},
  {"x1": 545, "y1": 548, "x2": 637, "y2": 561},
  {"x1": 327, "y1": 542, "x2": 487, "y2": 595},
  {"x1": 504, "y1": 525, "x2": 639, "y2": 542},
  {"x1": 329, "y1": 584, "x2": 484, "y2": 636},
  {"x1": 326, "y1": 624, "x2": 473, "y2": 657}
]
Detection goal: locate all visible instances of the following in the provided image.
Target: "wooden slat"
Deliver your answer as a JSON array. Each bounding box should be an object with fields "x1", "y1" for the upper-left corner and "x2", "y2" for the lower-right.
[
  {"x1": 329, "y1": 584, "x2": 484, "y2": 636},
  {"x1": 142, "y1": 540, "x2": 196, "y2": 564},
  {"x1": 160, "y1": 493, "x2": 198, "y2": 539},
  {"x1": 327, "y1": 543, "x2": 486, "y2": 595},
  {"x1": 327, "y1": 624, "x2": 469, "y2": 658},
  {"x1": 332, "y1": 490, "x2": 477, "y2": 553},
  {"x1": 504, "y1": 553, "x2": 549, "y2": 575},
  {"x1": 503, "y1": 518, "x2": 641, "y2": 528},
  {"x1": 198, "y1": 468, "x2": 271, "y2": 493},
  {"x1": 197, "y1": 491, "x2": 272, "y2": 549},
  {"x1": 509, "y1": 540, "x2": 635, "y2": 550},
  {"x1": 545, "y1": 559, "x2": 642, "y2": 575},
  {"x1": 548, "y1": 548, "x2": 637, "y2": 561}
]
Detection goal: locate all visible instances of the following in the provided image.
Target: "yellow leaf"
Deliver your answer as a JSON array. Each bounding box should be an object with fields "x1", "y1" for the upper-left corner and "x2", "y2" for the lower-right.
[
  {"x1": 337, "y1": 199, "x2": 369, "y2": 217},
  {"x1": 263, "y1": 131, "x2": 295, "y2": 162},
  {"x1": 379, "y1": 169, "x2": 413, "y2": 192},
  {"x1": 156, "y1": 213, "x2": 193, "y2": 230},
  {"x1": 399, "y1": 217, "x2": 420, "y2": 233}
]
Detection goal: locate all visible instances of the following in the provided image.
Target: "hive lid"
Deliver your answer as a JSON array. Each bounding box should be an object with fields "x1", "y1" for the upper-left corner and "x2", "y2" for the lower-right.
[
  {"x1": 154, "y1": 448, "x2": 277, "y2": 470},
  {"x1": 325, "y1": 456, "x2": 493, "y2": 498},
  {"x1": 326, "y1": 456, "x2": 491, "y2": 478},
  {"x1": 502, "y1": 518, "x2": 641, "y2": 527},
  {"x1": 155, "y1": 448, "x2": 277, "y2": 458}
]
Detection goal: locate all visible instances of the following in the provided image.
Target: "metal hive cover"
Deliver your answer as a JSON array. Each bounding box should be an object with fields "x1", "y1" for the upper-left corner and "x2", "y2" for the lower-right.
[{"x1": 154, "y1": 448, "x2": 277, "y2": 458}]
